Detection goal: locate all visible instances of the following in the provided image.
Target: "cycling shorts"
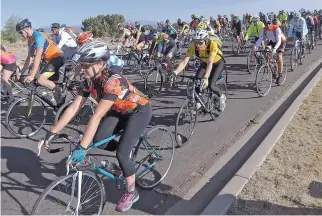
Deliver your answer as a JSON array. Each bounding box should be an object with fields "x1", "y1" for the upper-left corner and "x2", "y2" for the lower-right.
[
  {"x1": 39, "y1": 56, "x2": 64, "y2": 81},
  {"x1": 267, "y1": 41, "x2": 286, "y2": 53}
]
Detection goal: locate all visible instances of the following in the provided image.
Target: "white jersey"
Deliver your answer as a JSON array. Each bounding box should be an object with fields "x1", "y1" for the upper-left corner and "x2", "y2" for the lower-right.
[
  {"x1": 287, "y1": 17, "x2": 308, "y2": 37},
  {"x1": 58, "y1": 28, "x2": 77, "y2": 49}
]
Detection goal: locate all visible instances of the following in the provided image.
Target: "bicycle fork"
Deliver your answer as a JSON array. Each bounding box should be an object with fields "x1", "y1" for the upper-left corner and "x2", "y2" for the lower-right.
[{"x1": 66, "y1": 171, "x2": 83, "y2": 215}]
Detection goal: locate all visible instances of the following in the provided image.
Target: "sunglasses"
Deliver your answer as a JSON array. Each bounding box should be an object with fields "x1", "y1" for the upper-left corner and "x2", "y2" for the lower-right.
[{"x1": 80, "y1": 62, "x2": 97, "y2": 69}]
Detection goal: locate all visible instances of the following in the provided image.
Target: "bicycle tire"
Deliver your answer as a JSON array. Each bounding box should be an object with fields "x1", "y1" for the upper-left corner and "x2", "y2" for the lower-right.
[
  {"x1": 31, "y1": 171, "x2": 105, "y2": 215},
  {"x1": 256, "y1": 64, "x2": 272, "y2": 97},
  {"x1": 247, "y1": 51, "x2": 258, "y2": 74},
  {"x1": 290, "y1": 48, "x2": 297, "y2": 71},
  {"x1": 144, "y1": 67, "x2": 163, "y2": 97},
  {"x1": 278, "y1": 63, "x2": 288, "y2": 86},
  {"x1": 133, "y1": 125, "x2": 175, "y2": 190},
  {"x1": 5, "y1": 96, "x2": 46, "y2": 138},
  {"x1": 175, "y1": 98, "x2": 198, "y2": 147}
]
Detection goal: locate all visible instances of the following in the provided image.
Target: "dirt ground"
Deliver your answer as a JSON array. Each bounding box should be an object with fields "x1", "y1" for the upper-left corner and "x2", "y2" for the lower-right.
[{"x1": 228, "y1": 78, "x2": 322, "y2": 215}]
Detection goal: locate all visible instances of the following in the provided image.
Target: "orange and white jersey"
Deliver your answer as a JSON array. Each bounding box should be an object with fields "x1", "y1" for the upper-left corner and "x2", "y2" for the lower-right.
[{"x1": 255, "y1": 25, "x2": 286, "y2": 49}]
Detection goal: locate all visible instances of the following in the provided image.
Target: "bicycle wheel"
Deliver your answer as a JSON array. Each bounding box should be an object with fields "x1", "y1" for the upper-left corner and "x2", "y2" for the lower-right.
[
  {"x1": 247, "y1": 51, "x2": 258, "y2": 74},
  {"x1": 175, "y1": 98, "x2": 198, "y2": 147},
  {"x1": 5, "y1": 96, "x2": 46, "y2": 138},
  {"x1": 144, "y1": 67, "x2": 163, "y2": 97},
  {"x1": 32, "y1": 171, "x2": 105, "y2": 215},
  {"x1": 290, "y1": 48, "x2": 298, "y2": 71},
  {"x1": 133, "y1": 125, "x2": 175, "y2": 189},
  {"x1": 278, "y1": 63, "x2": 288, "y2": 86},
  {"x1": 230, "y1": 37, "x2": 238, "y2": 55},
  {"x1": 256, "y1": 64, "x2": 272, "y2": 97},
  {"x1": 55, "y1": 100, "x2": 95, "y2": 138}
]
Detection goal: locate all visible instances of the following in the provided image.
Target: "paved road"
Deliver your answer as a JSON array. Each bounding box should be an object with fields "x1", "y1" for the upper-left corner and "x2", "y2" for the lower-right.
[{"x1": 2, "y1": 40, "x2": 322, "y2": 215}]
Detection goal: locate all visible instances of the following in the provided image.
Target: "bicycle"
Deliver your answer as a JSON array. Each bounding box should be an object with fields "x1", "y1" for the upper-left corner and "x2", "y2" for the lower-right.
[
  {"x1": 175, "y1": 73, "x2": 227, "y2": 147},
  {"x1": 32, "y1": 125, "x2": 175, "y2": 215},
  {"x1": 290, "y1": 38, "x2": 305, "y2": 71},
  {"x1": 5, "y1": 60, "x2": 84, "y2": 138},
  {"x1": 246, "y1": 41, "x2": 264, "y2": 74},
  {"x1": 255, "y1": 46, "x2": 288, "y2": 97},
  {"x1": 228, "y1": 30, "x2": 246, "y2": 55},
  {"x1": 144, "y1": 55, "x2": 186, "y2": 97}
]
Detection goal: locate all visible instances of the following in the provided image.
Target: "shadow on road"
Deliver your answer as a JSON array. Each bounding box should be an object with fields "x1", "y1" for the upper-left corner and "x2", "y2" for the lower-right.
[
  {"x1": 226, "y1": 197, "x2": 322, "y2": 215},
  {"x1": 1, "y1": 146, "x2": 67, "y2": 214}
]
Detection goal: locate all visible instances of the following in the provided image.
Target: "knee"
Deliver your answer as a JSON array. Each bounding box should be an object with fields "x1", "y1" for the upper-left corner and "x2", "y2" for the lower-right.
[{"x1": 37, "y1": 75, "x2": 47, "y2": 85}]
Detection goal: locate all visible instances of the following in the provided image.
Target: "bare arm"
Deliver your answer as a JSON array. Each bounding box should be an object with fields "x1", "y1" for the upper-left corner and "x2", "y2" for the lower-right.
[
  {"x1": 29, "y1": 47, "x2": 44, "y2": 77},
  {"x1": 174, "y1": 56, "x2": 190, "y2": 74}
]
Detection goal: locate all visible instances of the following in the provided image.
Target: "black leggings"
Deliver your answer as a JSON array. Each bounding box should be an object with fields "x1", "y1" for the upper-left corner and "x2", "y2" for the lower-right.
[
  {"x1": 93, "y1": 104, "x2": 152, "y2": 177},
  {"x1": 196, "y1": 59, "x2": 225, "y2": 97}
]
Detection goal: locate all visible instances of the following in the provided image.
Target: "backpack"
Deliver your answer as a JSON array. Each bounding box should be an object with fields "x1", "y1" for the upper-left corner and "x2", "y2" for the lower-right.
[{"x1": 194, "y1": 36, "x2": 223, "y2": 57}]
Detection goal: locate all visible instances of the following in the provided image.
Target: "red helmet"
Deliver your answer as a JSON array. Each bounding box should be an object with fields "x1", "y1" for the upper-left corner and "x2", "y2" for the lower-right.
[{"x1": 77, "y1": 31, "x2": 93, "y2": 45}]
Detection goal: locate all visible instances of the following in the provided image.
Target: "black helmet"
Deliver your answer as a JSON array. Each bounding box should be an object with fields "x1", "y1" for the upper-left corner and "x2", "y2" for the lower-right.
[
  {"x1": 165, "y1": 19, "x2": 170, "y2": 24},
  {"x1": 16, "y1": 18, "x2": 32, "y2": 31},
  {"x1": 177, "y1": 18, "x2": 182, "y2": 23},
  {"x1": 61, "y1": 24, "x2": 66, "y2": 28},
  {"x1": 51, "y1": 23, "x2": 60, "y2": 29},
  {"x1": 38, "y1": 28, "x2": 44, "y2": 32}
]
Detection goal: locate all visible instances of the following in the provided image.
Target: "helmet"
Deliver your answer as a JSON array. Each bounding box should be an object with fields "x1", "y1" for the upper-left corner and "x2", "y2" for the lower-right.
[
  {"x1": 76, "y1": 42, "x2": 110, "y2": 63},
  {"x1": 51, "y1": 23, "x2": 60, "y2": 29},
  {"x1": 16, "y1": 18, "x2": 32, "y2": 31},
  {"x1": 135, "y1": 21, "x2": 140, "y2": 26},
  {"x1": 61, "y1": 24, "x2": 66, "y2": 28},
  {"x1": 294, "y1": 11, "x2": 301, "y2": 19},
  {"x1": 210, "y1": 16, "x2": 214, "y2": 21},
  {"x1": 193, "y1": 14, "x2": 199, "y2": 19},
  {"x1": 266, "y1": 20, "x2": 272, "y2": 25},
  {"x1": 117, "y1": 23, "x2": 124, "y2": 27},
  {"x1": 177, "y1": 18, "x2": 182, "y2": 23},
  {"x1": 223, "y1": 15, "x2": 227, "y2": 18},
  {"x1": 233, "y1": 16, "x2": 240, "y2": 21},
  {"x1": 193, "y1": 30, "x2": 209, "y2": 41},
  {"x1": 252, "y1": 16, "x2": 260, "y2": 23},
  {"x1": 77, "y1": 31, "x2": 93, "y2": 45},
  {"x1": 38, "y1": 28, "x2": 44, "y2": 32}
]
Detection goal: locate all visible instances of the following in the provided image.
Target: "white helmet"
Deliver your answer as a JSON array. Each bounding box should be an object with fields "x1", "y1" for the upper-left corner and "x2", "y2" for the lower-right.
[
  {"x1": 294, "y1": 11, "x2": 301, "y2": 19},
  {"x1": 252, "y1": 16, "x2": 260, "y2": 23},
  {"x1": 76, "y1": 42, "x2": 110, "y2": 63},
  {"x1": 193, "y1": 30, "x2": 209, "y2": 41}
]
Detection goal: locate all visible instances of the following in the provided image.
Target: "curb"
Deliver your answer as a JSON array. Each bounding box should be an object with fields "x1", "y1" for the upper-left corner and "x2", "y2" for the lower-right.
[{"x1": 201, "y1": 60, "x2": 322, "y2": 215}]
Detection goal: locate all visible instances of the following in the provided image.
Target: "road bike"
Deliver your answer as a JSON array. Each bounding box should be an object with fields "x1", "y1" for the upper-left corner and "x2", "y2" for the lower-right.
[
  {"x1": 175, "y1": 72, "x2": 227, "y2": 147},
  {"x1": 290, "y1": 38, "x2": 306, "y2": 71},
  {"x1": 32, "y1": 125, "x2": 175, "y2": 215},
  {"x1": 255, "y1": 47, "x2": 288, "y2": 97}
]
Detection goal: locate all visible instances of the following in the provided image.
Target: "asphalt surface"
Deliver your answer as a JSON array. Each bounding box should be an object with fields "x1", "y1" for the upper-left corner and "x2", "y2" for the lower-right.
[{"x1": 2, "y1": 39, "x2": 322, "y2": 215}]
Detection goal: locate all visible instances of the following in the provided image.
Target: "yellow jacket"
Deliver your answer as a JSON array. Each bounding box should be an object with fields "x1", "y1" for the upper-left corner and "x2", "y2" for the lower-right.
[{"x1": 245, "y1": 21, "x2": 265, "y2": 41}]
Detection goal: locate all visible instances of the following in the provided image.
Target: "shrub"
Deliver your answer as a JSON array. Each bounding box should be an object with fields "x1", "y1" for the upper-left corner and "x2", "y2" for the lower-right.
[
  {"x1": 82, "y1": 14, "x2": 125, "y2": 37},
  {"x1": 1, "y1": 15, "x2": 22, "y2": 43}
]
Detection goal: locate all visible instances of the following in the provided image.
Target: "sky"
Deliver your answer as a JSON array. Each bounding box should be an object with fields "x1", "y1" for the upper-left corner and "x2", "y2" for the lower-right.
[{"x1": 1, "y1": 0, "x2": 322, "y2": 28}]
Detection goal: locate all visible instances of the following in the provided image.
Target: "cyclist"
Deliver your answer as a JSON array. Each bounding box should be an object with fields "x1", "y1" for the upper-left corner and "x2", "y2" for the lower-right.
[
  {"x1": 244, "y1": 16, "x2": 265, "y2": 45},
  {"x1": 173, "y1": 30, "x2": 226, "y2": 112},
  {"x1": 210, "y1": 17, "x2": 221, "y2": 36},
  {"x1": 164, "y1": 19, "x2": 178, "y2": 40},
  {"x1": 1, "y1": 45, "x2": 17, "y2": 104},
  {"x1": 254, "y1": 20, "x2": 287, "y2": 83},
  {"x1": 259, "y1": 11, "x2": 268, "y2": 25},
  {"x1": 40, "y1": 42, "x2": 152, "y2": 212},
  {"x1": 149, "y1": 32, "x2": 176, "y2": 72},
  {"x1": 279, "y1": 10, "x2": 288, "y2": 27},
  {"x1": 51, "y1": 23, "x2": 78, "y2": 61},
  {"x1": 16, "y1": 19, "x2": 65, "y2": 105},
  {"x1": 305, "y1": 13, "x2": 315, "y2": 37},
  {"x1": 117, "y1": 23, "x2": 132, "y2": 46},
  {"x1": 131, "y1": 26, "x2": 147, "y2": 51},
  {"x1": 288, "y1": 11, "x2": 308, "y2": 49},
  {"x1": 190, "y1": 14, "x2": 200, "y2": 30},
  {"x1": 177, "y1": 18, "x2": 190, "y2": 37},
  {"x1": 318, "y1": 11, "x2": 322, "y2": 38},
  {"x1": 231, "y1": 16, "x2": 245, "y2": 47},
  {"x1": 197, "y1": 19, "x2": 216, "y2": 36},
  {"x1": 313, "y1": 12, "x2": 319, "y2": 37}
]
